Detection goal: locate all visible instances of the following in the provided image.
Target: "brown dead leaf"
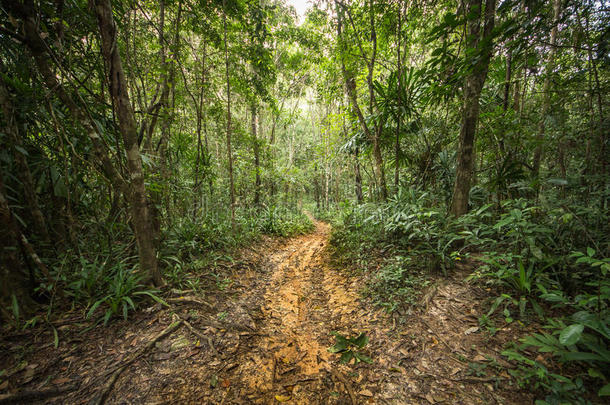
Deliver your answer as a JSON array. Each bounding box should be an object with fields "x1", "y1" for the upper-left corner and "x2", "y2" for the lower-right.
[
  {"x1": 473, "y1": 354, "x2": 487, "y2": 362},
  {"x1": 52, "y1": 377, "x2": 71, "y2": 385},
  {"x1": 221, "y1": 379, "x2": 231, "y2": 388},
  {"x1": 0, "y1": 380, "x2": 8, "y2": 391},
  {"x1": 359, "y1": 389, "x2": 373, "y2": 397}
]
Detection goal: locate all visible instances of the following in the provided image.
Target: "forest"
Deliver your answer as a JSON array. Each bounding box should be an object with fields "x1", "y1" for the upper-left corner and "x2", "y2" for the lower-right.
[{"x1": 0, "y1": 0, "x2": 608, "y2": 403}]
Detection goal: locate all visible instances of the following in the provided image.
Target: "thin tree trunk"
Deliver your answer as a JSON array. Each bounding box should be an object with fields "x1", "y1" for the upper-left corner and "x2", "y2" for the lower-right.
[
  {"x1": 450, "y1": 0, "x2": 496, "y2": 217},
  {"x1": 94, "y1": 0, "x2": 161, "y2": 285},
  {"x1": 222, "y1": 0, "x2": 236, "y2": 226},
  {"x1": 532, "y1": 0, "x2": 561, "y2": 178},
  {"x1": 355, "y1": 148, "x2": 364, "y2": 204},
  {"x1": 251, "y1": 103, "x2": 261, "y2": 206},
  {"x1": 394, "y1": 15, "x2": 402, "y2": 191},
  {"x1": 157, "y1": 0, "x2": 182, "y2": 223},
  {"x1": 367, "y1": 0, "x2": 387, "y2": 200},
  {"x1": 499, "y1": 50, "x2": 511, "y2": 155}
]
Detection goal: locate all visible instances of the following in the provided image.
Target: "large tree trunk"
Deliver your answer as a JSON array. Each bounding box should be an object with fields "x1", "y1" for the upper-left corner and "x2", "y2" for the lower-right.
[
  {"x1": 94, "y1": 0, "x2": 161, "y2": 285},
  {"x1": 532, "y1": 0, "x2": 562, "y2": 178},
  {"x1": 449, "y1": 0, "x2": 496, "y2": 217}
]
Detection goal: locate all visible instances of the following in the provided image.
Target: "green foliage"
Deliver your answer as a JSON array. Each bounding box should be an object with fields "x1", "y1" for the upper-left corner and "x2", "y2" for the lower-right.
[
  {"x1": 367, "y1": 256, "x2": 429, "y2": 312},
  {"x1": 260, "y1": 206, "x2": 314, "y2": 237},
  {"x1": 496, "y1": 250, "x2": 610, "y2": 402},
  {"x1": 328, "y1": 331, "x2": 372, "y2": 365},
  {"x1": 85, "y1": 263, "x2": 166, "y2": 326}
]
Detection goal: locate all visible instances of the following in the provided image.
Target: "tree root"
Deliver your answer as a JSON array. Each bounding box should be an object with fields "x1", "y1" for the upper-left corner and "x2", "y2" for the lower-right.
[
  {"x1": 94, "y1": 316, "x2": 184, "y2": 405},
  {"x1": 0, "y1": 383, "x2": 79, "y2": 404},
  {"x1": 167, "y1": 296, "x2": 213, "y2": 309},
  {"x1": 182, "y1": 319, "x2": 219, "y2": 357}
]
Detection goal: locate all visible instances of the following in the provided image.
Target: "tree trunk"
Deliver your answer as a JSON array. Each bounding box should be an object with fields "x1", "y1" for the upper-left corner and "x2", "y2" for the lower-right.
[
  {"x1": 355, "y1": 148, "x2": 364, "y2": 204},
  {"x1": 366, "y1": 0, "x2": 387, "y2": 201},
  {"x1": 157, "y1": 0, "x2": 182, "y2": 219},
  {"x1": 450, "y1": 0, "x2": 496, "y2": 217},
  {"x1": 94, "y1": 0, "x2": 161, "y2": 285},
  {"x1": 532, "y1": 0, "x2": 561, "y2": 178},
  {"x1": 222, "y1": 0, "x2": 236, "y2": 226},
  {"x1": 251, "y1": 103, "x2": 261, "y2": 206},
  {"x1": 394, "y1": 3, "x2": 403, "y2": 190}
]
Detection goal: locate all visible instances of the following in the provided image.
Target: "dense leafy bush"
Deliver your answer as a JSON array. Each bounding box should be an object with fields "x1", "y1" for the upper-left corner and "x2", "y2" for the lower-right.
[{"x1": 260, "y1": 205, "x2": 315, "y2": 237}]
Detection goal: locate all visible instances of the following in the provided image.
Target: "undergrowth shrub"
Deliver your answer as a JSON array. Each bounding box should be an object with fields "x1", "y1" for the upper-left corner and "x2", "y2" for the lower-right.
[
  {"x1": 260, "y1": 205, "x2": 314, "y2": 237},
  {"x1": 366, "y1": 256, "x2": 430, "y2": 312}
]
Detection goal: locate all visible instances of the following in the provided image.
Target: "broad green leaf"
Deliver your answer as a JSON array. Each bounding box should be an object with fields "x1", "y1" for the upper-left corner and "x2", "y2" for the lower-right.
[
  {"x1": 339, "y1": 351, "x2": 354, "y2": 364},
  {"x1": 353, "y1": 351, "x2": 373, "y2": 364},
  {"x1": 559, "y1": 324, "x2": 584, "y2": 346},
  {"x1": 599, "y1": 383, "x2": 610, "y2": 396},
  {"x1": 351, "y1": 333, "x2": 368, "y2": 349}
]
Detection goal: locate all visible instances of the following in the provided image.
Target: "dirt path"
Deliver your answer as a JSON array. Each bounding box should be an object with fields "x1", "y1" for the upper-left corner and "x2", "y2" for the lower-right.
[
  {"x1": 0, "y1": 221, "x2": 534, "y2": 404},
  {"x1": 223, "y1": 221, "x2": 360, "y2": 403}
]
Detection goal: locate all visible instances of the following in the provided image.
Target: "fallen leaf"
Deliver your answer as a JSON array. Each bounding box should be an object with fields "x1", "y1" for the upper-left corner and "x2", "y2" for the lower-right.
[
  {"x1": 275, "y1": 394, "x2": 291, "y2": 402},
  {"x1": 0, "y1": 380, "x2": 8, "y2": 390},
  {"x1": 464, "y1": 326, "x2": 479, "y2": 335},
  {"x1": 52, "y1": 377, "x2": 71, "y2": 385},
  {"x1": 359, "y1": 389, "x2": 373, "y2": 397},
  {"x1": 425, "y1": 393, "x2": 436, "y2": 403},
  {"x1": 221, "y1": 379, "x2": 231, "y2": 388},
  {"x1": 473, "y1": 354, "x2": 486, "y2": 362},
  {"x1": 210, "y1": 374, "x2": 218, "y2": 388}
]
